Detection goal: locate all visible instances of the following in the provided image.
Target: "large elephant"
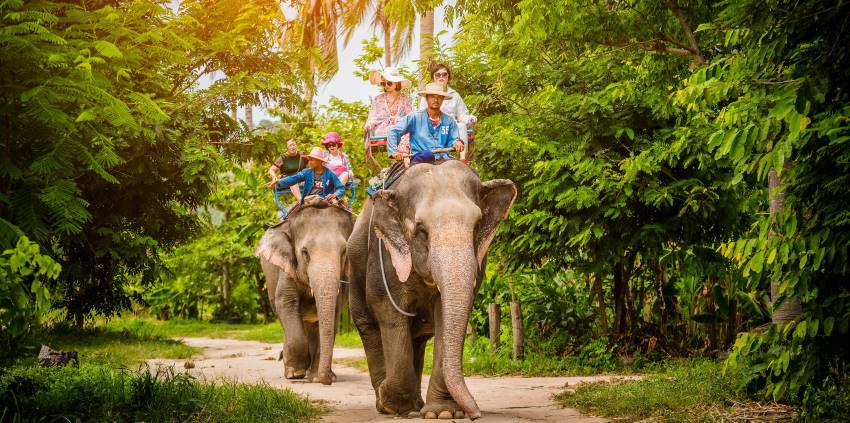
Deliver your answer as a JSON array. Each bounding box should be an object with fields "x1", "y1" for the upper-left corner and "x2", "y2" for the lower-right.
[
  {"x1": 347, "y1": 161, "x2": 516, "y2": 419},
  {"x1": 256, "y1": 202, "x2": 354, "y2": 385}
]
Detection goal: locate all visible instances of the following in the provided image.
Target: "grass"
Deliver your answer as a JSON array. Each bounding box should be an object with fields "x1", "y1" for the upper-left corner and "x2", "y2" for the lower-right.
[
  {"x1": 556, "y1": 358, "x2": 740, "y2": 422},
  {"x1": 36, "y1": 325, "x2": 199, "y2": 368},
  {"x1": 0, "y1": 363, "x2": 320, "y2": 422},
  {"x1": 67, "y1": 316, "x2": 626, "y2": 378},
  {"x1": 103, "y1": 316, "x2": 366, "y2": 348},
  {"x1": 105, "y1": 317, "x2": 284, "y2": 343},
  {"x1": 335, "y1": 337, "x2": 627, "y2": 377}
]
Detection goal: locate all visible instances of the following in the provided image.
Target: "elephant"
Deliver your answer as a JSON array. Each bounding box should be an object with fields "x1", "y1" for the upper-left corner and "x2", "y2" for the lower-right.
[
  {"x1": 347, "y1": 161, "x2": 516, "y2": 419},
  {"x1": 255, "y1": 202, "x2": 354, "y2": 385}
]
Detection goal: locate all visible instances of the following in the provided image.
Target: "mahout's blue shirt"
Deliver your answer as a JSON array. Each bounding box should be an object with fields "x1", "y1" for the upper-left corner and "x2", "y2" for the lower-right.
[{"x1": 387, "y1": 110, "x2": 460, "y2": 160}]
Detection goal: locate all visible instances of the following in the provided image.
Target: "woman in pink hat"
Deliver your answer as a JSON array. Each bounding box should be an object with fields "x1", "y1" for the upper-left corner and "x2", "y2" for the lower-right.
[
  {"x1": 365, "y1": 67, "x2": 413, "y2": 154},
  {"x1": 321, "y1": 132, "x2": 354, "y2": 187}
]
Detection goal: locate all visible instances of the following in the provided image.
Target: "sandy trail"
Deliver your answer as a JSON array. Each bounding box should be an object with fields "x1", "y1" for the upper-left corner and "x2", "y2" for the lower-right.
[{"x1": 148, "y1": 337, "x2": 634, "y2": 422}]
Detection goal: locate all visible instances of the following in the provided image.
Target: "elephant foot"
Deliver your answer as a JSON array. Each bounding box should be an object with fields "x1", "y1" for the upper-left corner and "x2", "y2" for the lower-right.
[
  {"x1": 306, "y1": 369, "x2": 336, "y2": 384},
  {"x1": 284, "y1": 367, "x2": 307, "y2": 379},
  {"x1": 376, "y1": 381, "x2": 420, "y2": 416},
  {"x1": 421, "y1": 400, "x2": 466, "y2": 420}
]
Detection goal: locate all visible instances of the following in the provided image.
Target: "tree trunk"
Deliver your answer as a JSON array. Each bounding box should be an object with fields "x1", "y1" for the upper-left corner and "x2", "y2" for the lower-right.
[
  {"x1": 488, "y1": 303, "x2": 501, "y2": 353},
  {"x1": 726, "y1": 293, "x2": 738, "y2": 348},
  {"x1": 304, "y1": 78, "x2": 315, "y2": 120},
  {"x1": 592, "y1": 273, "x2": 608, "y2": 335},
  {"x1": 613, "y1": 263, "x2": 626, "y2": 335},
  {"x1": 508, "y1": 276, "x2": 523, "y2": 359},
  {"x1": 656, "y1": 263, "x2": 668, "y2": 335},
  {"x1": 623, "y1": 263, "x2": 635, "y2": 335},
  {"x1": 245, "y1": 105, "x2": 254, "y2": 129},
  {"x1": 230, "y1": 105, "x2": 237, "y2": 121},
  {"x1": 466, "y1": 323, "x2": 476, "y2": 343},
  {"x1": 768, "y1": 164, "x2": 802, "y2": 324},
  {"x1": 419, "y1": 9, "x2": 435, "y2": 65},
  {"x1": 510, "y1": 301, "x2": 523, "y2": 360},
  {"x1": 222, "y1": 263, "x2": 231, "y2": 307},
  {"x1": 381, "y1": 16, "x2": 392, "y2": 67},
  {"x1": 256, "y1": 272, "x2": 273, "y2": 321}
]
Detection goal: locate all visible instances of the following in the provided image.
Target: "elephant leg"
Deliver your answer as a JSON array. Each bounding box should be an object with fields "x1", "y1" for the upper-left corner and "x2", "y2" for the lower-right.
[
  {"x1": 277, "y1": 285, "x2": 309, "y2": 379},
  {"x1": 304, "y1": 320, "x2": 320, "y2": 382},
  {"x1": 375, "y1": 303, "x2": 420, "y2": 416},
  {"x1": 422, "y1": 300, "x2": 465, "y2": 420},
  {"x1": 349, "y1": 211, "x2": 387, "y2": 393},
  {"x1": 411, "y1": 335, "x2": 429, "y2": 410},
  {"x1": 352, "y1": 302, "x2": 386, "y2": 393}
]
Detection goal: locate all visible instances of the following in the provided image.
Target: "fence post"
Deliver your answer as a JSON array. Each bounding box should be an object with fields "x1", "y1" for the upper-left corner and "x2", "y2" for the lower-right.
[
  {"x1": 488, "y1": 303, "x2": 501, "y2": 353},
  {"x1": 508, "y1": 276, "x2": 524, "y2": 360}
]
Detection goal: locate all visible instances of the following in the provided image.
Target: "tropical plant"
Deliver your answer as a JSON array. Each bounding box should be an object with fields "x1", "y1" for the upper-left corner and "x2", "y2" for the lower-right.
[
  {"x1": 0, "y1": 237, "x2": 60, "y2": 359},
  {"x1": 0, "y1": 0, "x2": 302, "y2": 326}
]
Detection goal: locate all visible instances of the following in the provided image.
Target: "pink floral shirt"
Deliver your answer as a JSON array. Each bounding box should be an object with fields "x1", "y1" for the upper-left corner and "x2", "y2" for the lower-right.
[{"x1": 367, "y1": 93, "x2": 412, "y2": 153}]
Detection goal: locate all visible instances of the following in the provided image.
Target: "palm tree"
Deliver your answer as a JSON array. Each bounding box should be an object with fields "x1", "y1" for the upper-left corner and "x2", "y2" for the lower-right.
[
  {"x1": 419, "y1": 8, "x2": 435, "y2": 65},
  {"x1": 280, "y1": 0, "x2": 346, "y2": 117},
  {"x1": 341, "y1": 0, "x2": 438, "y2": 68}
]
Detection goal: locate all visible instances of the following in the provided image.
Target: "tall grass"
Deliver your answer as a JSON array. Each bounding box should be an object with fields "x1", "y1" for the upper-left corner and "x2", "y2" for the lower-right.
[{"x1": 0, "y1": 363, "x2": 319, "y2": 422}]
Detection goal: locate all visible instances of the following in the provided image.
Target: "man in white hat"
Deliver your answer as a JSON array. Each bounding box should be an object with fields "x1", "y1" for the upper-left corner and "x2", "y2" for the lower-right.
[
  {"x1": 387, "y1": 82, "x2": 464, "y2": 162},
  {"x1": 271, "y1": 146, "x2": 345, "y2": 205}
]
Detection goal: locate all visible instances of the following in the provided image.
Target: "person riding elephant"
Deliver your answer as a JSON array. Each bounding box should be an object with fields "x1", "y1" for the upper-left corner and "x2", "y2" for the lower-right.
[
  {"x1": 418, "y1": 63, "x2": 477, "y2": 162},
  {"x1": 256, "y1": 202, "x2": 354, "y2": 385},
  {"x1": 321, "y1": 132, "x2": 354, "y2": 187},
  {"x1": 272, "y1": 146, "x2": 346, "y2": 205},
  {"x1": 365, "y1": 67, "x2": 413, "y2": 155},
  {"x1": 347, "y1": 161, "x2": 517, "y2": 419},
  {"x1": 267, "y1": 138, "x2": 308, "y2": 203},
  {"x1": 387, "y1": 82, "x2": 464, "y2": 165}
]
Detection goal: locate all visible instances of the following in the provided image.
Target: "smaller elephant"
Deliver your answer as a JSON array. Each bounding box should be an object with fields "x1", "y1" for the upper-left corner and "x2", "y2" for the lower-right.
[{"x1": 256, "y1": 202, "x2": 353, "y2": 384}]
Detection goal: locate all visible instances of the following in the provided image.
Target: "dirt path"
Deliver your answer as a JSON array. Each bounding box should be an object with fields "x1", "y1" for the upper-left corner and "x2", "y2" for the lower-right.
[{"x1": 148, "y1": 337, "x2": 635, "y2": 422}]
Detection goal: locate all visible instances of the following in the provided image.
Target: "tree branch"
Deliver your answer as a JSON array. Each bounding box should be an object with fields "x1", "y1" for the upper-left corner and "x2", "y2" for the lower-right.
[
  {"x1": 665, "y1": 0, "x2": 705, "y2": 65},
  {"x1": 602, "y1": 39, "x2": 696, "y2": 59}
]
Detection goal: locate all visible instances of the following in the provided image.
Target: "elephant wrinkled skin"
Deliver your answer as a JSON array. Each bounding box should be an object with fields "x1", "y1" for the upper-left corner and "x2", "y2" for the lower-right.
[
  {"x1": 347, "y1": 161, "x2": 516, "y2": 419},
  {"x1": 256, "y1": 203, "x2": 353, "y2": 385}
]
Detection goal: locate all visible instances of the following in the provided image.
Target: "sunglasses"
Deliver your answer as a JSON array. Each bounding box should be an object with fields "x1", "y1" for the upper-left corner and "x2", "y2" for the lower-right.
[
  {"x1": 434, "y1": 71, "x2": 449, "y2": 78},
  {"x1": 326, "y1": 143, "x2": 339, "y2": 148},
  {"x1": 381, "y1": 81, "x2": 395, "y2": 87}
]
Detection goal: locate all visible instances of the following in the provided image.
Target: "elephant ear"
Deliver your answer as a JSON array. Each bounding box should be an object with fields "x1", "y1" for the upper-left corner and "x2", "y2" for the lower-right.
[
  {"x1": 372, "y1": 190, "x2": 413, "y2": 282},
  {"x1": 255, "y1": 222, "x2": 296, "y2": 279},
  {"x1": 475, "y1": 179, "x2": 517, "y2": 269}
]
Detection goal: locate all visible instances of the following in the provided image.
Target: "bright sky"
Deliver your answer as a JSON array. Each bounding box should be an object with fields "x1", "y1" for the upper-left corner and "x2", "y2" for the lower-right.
[{"x1": 244, "y1": 4, "x2": 458, "y2": 123}]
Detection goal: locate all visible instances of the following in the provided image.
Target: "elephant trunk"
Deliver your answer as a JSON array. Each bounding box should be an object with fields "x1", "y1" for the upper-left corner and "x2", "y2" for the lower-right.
[
  {"x1": 309, "y1": 259, "x2": 340, "y2": 385},
  {"x1": 432, "y1": 244, "x2": 482, "y2": 420}
]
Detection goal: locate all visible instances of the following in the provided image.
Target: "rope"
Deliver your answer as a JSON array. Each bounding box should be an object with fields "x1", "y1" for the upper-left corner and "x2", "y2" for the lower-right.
[{"x1": 367, "y1": 182, "x2": 416, "y2": 317}]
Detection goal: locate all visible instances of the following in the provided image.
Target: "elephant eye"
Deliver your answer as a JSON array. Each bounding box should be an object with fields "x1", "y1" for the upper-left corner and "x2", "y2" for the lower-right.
[
  {"x1": 301, "y1": 247, "x2": 310, "y2": 261},
  {"x1": 415, "y1": 224, "x2": 428, "y2": 241}
]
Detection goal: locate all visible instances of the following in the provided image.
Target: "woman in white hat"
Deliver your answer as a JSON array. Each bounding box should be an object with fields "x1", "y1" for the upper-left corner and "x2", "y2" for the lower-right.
[{"x1": 365, "y1": 67, "x2": 413, "y2": 154}]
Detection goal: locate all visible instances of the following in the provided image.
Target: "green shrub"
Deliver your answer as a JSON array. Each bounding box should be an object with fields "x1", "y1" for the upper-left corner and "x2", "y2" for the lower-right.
[
  {"x1": 0, "y1": 364, "x2": 319, "y2": 422},
  {"x1": 799, "y1": 367, "x2": 850, "y2": 422},
  {"x1": 0, "y1": 237, "x2": 60, "y2": 360}
]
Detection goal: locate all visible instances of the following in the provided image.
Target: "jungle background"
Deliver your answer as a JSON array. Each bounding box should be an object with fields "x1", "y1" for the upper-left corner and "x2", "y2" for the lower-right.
[{"x1": 2, "y1": 0, "x2": 849, "y2": 421}]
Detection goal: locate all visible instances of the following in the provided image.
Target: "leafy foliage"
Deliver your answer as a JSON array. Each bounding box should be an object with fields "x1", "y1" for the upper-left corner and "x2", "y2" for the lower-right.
[
  {"x1": 0, "y1": 237, "x2": 60, "y2": 360},
  {"x1": 449, "y1": 0, "x2": 850, "y2": 404},
  {"x1": 0, "y1": 0, "x2": 302, "y2": 325}
]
